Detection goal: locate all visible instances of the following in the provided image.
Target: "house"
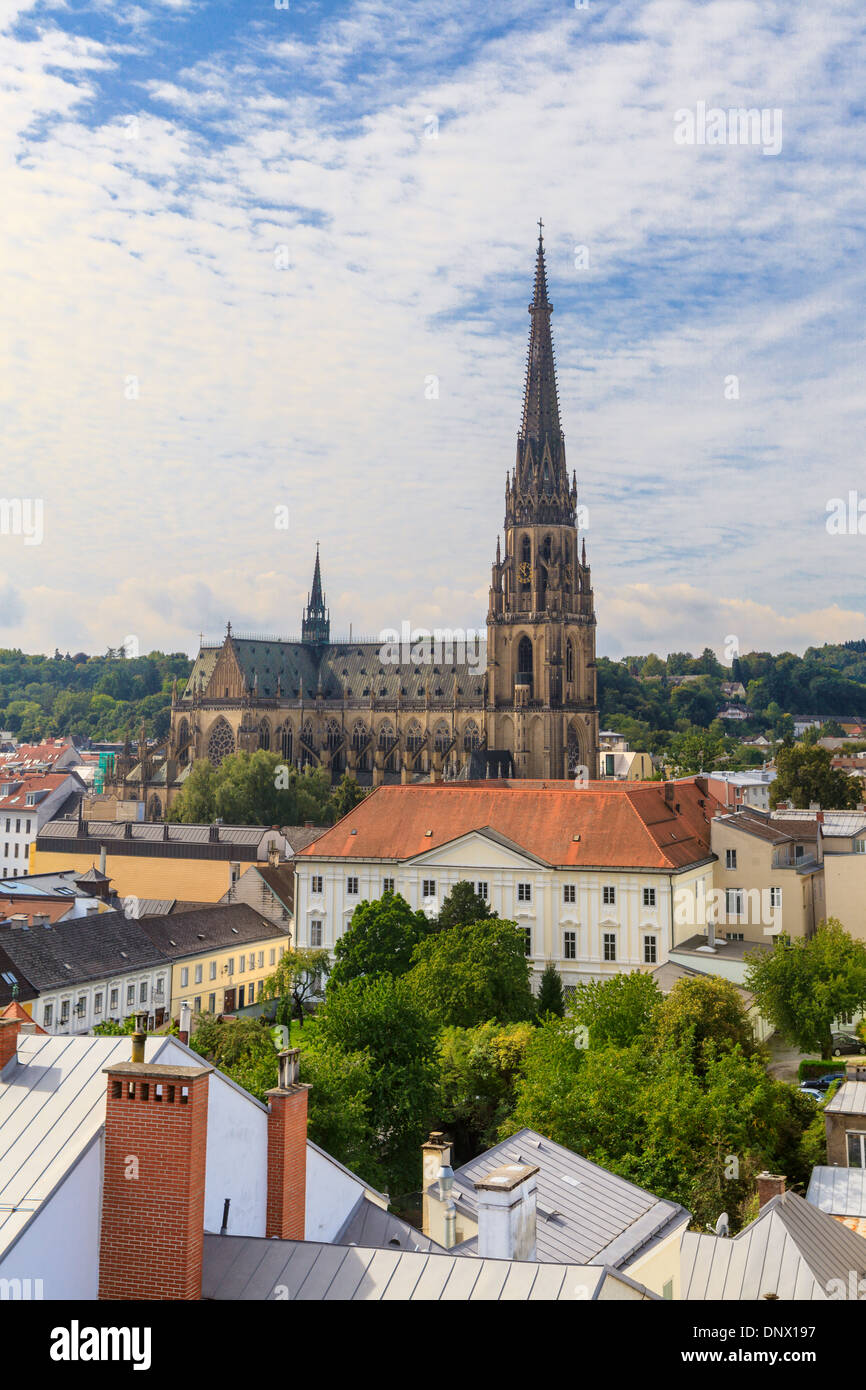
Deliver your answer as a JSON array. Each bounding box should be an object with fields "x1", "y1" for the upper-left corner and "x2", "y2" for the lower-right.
[
  {"x1": 0, "y1": 901, "x2": 291, "y2": 1033},
  {"x1": 0, "y1": 739, "x2": 82, "y2": 775},
  {"x1": 0, "y1": 770, "x2": 85, "y2": 879},
  {"x1": 721, "y1": 681, "x2": 747, "y2": 701},
  {"x1": 705, "y1": 768, "x2": 776, "y2": 813},
  {"x1": 806, "y1": 1168, "x2": 866, "y2": 1239},
  {"x1": 295, "y1": 780, "x2": 723, "y2": 988},
  {"x1": 418, "y1": 1128, "x2": 688, "y2": 1299},
  {"x1": 31, "y1": 816, "x2": 292, "y2": 903},
  {"x1": 597, "y1": 733, "x2": 654, "y2": 781},
  {"x1": 136, "y1": 902, "x2": 290, "y2": 1017},
  {"x1": 0, "y1": 1019, "x2": 390, "y2": 1299},
  {"x1": 822, "y1": 1060, "x2": 866, "y2": 1170},
  {"x1": 681, "y1": 1179, "x2": 866, "y2": 1299},
  {"x1": 219, "y1": 862, "x2": 296, "y2": 933},
  {"x1": 717, "y1": 705, "x2": 750, "y2": 722}
]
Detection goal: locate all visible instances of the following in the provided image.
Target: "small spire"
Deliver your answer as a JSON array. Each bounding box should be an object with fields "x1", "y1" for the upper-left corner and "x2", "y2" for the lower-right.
[
  {"x1": 226, "y1": 620, "x2": 232, "y2": 639},
  {"x1": 581, "y1": 537, "x2": 587, "y2": 567}
]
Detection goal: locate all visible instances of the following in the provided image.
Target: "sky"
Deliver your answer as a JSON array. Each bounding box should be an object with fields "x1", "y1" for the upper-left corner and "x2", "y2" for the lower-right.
[{"x1": 1, "y1": 0, "x2": 865, "y2": 661}]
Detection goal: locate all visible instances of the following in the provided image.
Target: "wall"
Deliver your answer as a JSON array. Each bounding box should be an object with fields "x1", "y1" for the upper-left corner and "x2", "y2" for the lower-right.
[
  {"x1": 0, "y1": 1134, "x2": 103, "y2": 1299},
  {"x1": 710, "y1": 819, "x2": 813, "y2": 941},
  {"x1": 30, "y1": 849, "x2": 234, "y2": 902},
  {"x1": 823, "y1": 854, "x2": 866, "y2": 940},
  {"x1": 171, "y1": 935, "x2": 289, "y2": 1018}
]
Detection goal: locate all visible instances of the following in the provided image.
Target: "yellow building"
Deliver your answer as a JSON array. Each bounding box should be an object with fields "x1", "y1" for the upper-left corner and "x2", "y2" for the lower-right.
[
  {"x1": 138, "y1": 903, "x2": 290, "y2": 1018},
  {"x1": 31, "y1": 817, "x2": 292, "y2": 905}
]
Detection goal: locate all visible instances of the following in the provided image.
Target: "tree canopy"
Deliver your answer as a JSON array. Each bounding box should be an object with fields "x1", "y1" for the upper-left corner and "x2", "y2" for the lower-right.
[
  {"x1": 770, "y1": 744, "x2": 861, "y2": 810},
  {"x1": 168, "y1": 751, "x2": 347, "y2": 826},
  {"x1": 405, "y1": 918, "x2": 535, "y2": 1028},
  {"x1": 329, "y1": 891, "x2": 431, "y2": 990},
  {"x1": 434, "y1": 879, "x2": 497, "y2": 931},
  {"x1": 745, "y1": 920, "x2": 866, "y2": 1058}
]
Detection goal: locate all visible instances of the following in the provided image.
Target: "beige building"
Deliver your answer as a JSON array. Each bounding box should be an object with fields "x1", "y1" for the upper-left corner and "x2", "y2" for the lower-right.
[{"x1": 138, "y1": 903, "x2": 290, "y2": 1018}]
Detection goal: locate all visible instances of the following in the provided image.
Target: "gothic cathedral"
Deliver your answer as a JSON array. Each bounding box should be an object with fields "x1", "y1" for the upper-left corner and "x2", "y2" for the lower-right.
[{"x1": 116, "y1": 230, "x2": 599, "y2": 818}]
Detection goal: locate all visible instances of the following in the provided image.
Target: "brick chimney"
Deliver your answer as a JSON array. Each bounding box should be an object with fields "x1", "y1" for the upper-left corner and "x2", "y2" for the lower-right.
[
  {"x1": 98, "y1": 1060, "x2": 212, "y2": 1300},
  {"x1": 264, "y1": 1048, "x2": 309, "y2": 1240},
  {"x1": 0, "y1": 1016, "x2": 21, "y2": 1070},
  {"x1": 756, "y1": 1172, "x2": 786, "y2": 1209},
  {"x1": 474, "y1": 1163, "x2": 539, "y2": 1261}
]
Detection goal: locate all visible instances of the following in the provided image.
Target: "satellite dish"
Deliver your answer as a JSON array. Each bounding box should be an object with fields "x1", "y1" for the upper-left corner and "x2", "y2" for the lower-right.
[{"x1": 714, "y1": 1212, "x2": 730, "y2": 1237}]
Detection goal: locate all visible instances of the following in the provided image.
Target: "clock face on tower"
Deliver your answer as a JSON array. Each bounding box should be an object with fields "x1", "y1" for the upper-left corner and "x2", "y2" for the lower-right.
[{"x1": 518, "y1": 561, "x2": 531, "y2": 584}]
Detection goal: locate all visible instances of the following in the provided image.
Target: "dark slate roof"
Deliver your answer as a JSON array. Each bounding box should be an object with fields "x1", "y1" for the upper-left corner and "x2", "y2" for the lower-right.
[
  {"x1": 448, "y1": 1129, "x2": 689, "y2": 1267},
  {"x1": 75, "y1": 867, "x2": 110, "y2": 883},
  {"x1": 681, "y1": 1190, "x2": 866, "y2": 1300},
  {"x1": 333, "y1": 1195, "x2": 444, "y2": 1254},
  {"x1": 137, "y1": 902, "x2": 287, "y2": 958},
  {"x1": 282, "y1": 825, "x2": 327, "y2": 855},
  {"x1": 200, "y1": 1235, "x2": 655, "y2": 1301},
  {"x1": 0, "y1": 913, "x2": 166, "y2": 991},
  {"x1": 182, "y1": 639, "x2": 487, "y2": 704},
  {"x1": 0, "y1": 942, "x2": 39, "y2": 1005}
]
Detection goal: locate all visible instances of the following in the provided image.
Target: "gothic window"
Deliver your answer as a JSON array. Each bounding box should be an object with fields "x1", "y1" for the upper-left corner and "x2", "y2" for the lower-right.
[
  {"x1": 563, "y1": 539, "x2": 571, "y2": 568},
  {"x1": 299, "y1": 720, "x2": 315, "y2": 768},
  {"x1": 433, "y1": 723, "x2": 451, "y2": 753},
  {"x1": 176, "y1": 717, "x2": 190, "y2": 765},
  {"x1": 378, "y1": 721, "x2": 396, "y2": 750},
  {"x1": 463, "y1": 719, "x2": 480, "y2": 752},
  {"x1": 325, "y1": 719, "x2": 342, "y2": 751},
  {"x1": 278, "y1": 722, "x2": 293, "y2": 762},
  {"x1": 542, "y1": 534, "x2": 552, "y2": 562},
  {"x1": 517, "y1": 636, "x2": 533, "y2": 682},
  {"x1": 566, "y1": 639, "x2": 575, "y2": 684},
  {"x1": 519, "y1": 534, "x2": 531, "y2": 586},
  {"x1": 567, "y1": 728, "x2": 583, "y2": 778},
  {"x1": 207, "y1": 719, "x2": 235, "y2": 768},
  {"x1": 258, "y1": 720, "x2": 271, "y2": 752},
  {"x1": 351, "y1": 721, "x2": 368, "y2": 751},
  {"x1": 147, "y1": 794, "x2": 161, "y2": 822},
  {"x1": 406, "y1": 722, "x2": 424, "y2": 755}
]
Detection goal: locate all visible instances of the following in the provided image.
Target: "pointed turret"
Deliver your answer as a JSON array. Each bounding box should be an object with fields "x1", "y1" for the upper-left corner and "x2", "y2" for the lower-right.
[
  {"x1": 302, "y1": 543, "x2": 330, "y2": 645},
  {"x1": 508, "y1": 223, "x2": 574, "y2": 528}
]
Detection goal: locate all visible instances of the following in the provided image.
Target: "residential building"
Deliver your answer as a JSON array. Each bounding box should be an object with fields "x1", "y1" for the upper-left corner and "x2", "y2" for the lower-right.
[
  {"x1": 717, "y1": 704, "x2": 750, "y2": 722},
  {"x1": 219, "y1": 861, "x2": 295, "y2": 931},
  {"x1": 0, "y1": 770, "x2": 84, "y2": 878},
  {"x1": 0, "y1": 1023, "x2": 390, "y2": 1299},
  {"x1": 420, "y1": 1128, "x2": 688, "y2": 1299},
  {"x1": 705, "y1": 768, "x2": 776, "y2": 812},
  {"x1": 295, "y1": 779, "x2": 722, "y2": 988},
  {"x1": 31, "y1": 816, "x2": 292, "y2": 903},
  {"x1": 822, "y1": 1060, "x2": 866, "y2": 1172},
  {"x1": 597, "y1": 731, "x2": 653, "y2": 781},
  {"x1": 137, "y1": 902, "x2": 290, "y2": 1017},
  {"x1": 680, "y1": 1180, "x2": 866, "y2": 1299},
  {"x1": 0, "y1": 738, "x2": 82, "y2": 775},
  {"x1": 807, "y1": 1167, "x2": 866, "y2": 1239}
]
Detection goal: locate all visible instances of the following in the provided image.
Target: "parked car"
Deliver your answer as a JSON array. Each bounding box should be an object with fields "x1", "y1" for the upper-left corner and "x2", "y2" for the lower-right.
[
  {"x1": 815, "y1": 1071, "x2": 846, "y2": 1090},
  {"x1": 830, "y1": 1032, "x2": 866, "y2": 1057},
  {"x1": 798, "y1": 1085, "x2": 824, "y2": 1102}
]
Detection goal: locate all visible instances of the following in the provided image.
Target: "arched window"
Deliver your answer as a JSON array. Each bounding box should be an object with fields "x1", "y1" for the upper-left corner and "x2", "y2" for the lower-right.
[
  {"x1": 566, "y1": 639, "x2": 575, "y2": 684},
  {"x1": 378, "y1": 721, "x2": 396, "y2": 751},
  {"x1": 147, "y1": 794, "x2": 162, "y2": 822},
  {"x1": 325, "y1": 719, "x2": 342, "y2": 751},
  {"x1": 517, "y1": 636, "x2": 533, "y2": 680},
  {"x1": 542, "y1": 534, "x2": 552, "y2": 562},
  {"x1": 299, "y1": 720, "x2": 314, "y2": 768},
  {"x1": 176, "y1": 717, "x2": 190, "y2": 765},
  {"x1": 352, "y1": 721, "x2": 370, "y2": 771},
  {"x1": 406, "y1": 722, "x2": 424, "y2": 755},
  {"x1": 207, "y1": 719, "x2": 235, "y2": 768},
  {"x1": 258, "y1": 719, "x2": 271, "y2": 752},
  {"x1": 463, "y1": 719, "x2": 481, "y2": 752},
  {"x1": 278, "y1": 722, "x2": 293, "y2": 762},
  {"x1": 433, "y1": 723, "x2": 451, "y2": 753},
  {"x1": 520, "y1": 534, "x2": 531, "y2": 585}
]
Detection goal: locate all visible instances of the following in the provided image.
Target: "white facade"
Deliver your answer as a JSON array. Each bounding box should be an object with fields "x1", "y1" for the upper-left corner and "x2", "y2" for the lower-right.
[
  {"x1": 0, "y1": 774, "x2": 82, "y2": 879},
  {"x1": 33, "y1": 960, "x2": 170, "y2": 1035},
  {"x1": 295, "y1": 829, "x2": 714, "y2": 987}
]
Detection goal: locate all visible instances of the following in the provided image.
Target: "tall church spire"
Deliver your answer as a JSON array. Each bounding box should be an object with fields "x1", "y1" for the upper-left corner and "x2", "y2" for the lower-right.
[
  {"x1": 509, "y1": 223, "x2": 575, "y2": 528},
  {"x1": 302, "y1": 543, "x2": 330, "y2": 645}
]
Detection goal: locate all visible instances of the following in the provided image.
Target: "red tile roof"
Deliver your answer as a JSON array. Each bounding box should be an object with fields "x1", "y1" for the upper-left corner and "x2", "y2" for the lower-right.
[
  {"x1": 0, "y1": 772, "x2": 78, "y2": 812},
  {"x1": 299, "y1": 779, "x2": 722, "y2": 870},
  {"x1": 0, "y1": 1000, "x2": 46, "y2": 1030}
]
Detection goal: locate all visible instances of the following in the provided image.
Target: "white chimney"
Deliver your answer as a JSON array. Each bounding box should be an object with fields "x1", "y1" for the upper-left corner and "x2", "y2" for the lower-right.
[
  {"x1": 473, "y1": 1163, "x2": 539, "y2": 1261},
  {"x1": 178, "y1": 1001, "x2": 192, "y2": 1044}
]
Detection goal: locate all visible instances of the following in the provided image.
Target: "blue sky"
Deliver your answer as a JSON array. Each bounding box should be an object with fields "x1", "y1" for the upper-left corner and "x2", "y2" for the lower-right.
[{"x1": 1, "y1": 0, "x2": 865, "y2": 659}]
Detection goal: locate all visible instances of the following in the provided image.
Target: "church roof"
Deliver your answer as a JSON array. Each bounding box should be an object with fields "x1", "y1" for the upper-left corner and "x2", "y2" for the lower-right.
[{"x1": 182, "y1": 639, "x2": 486, "y2": 704}]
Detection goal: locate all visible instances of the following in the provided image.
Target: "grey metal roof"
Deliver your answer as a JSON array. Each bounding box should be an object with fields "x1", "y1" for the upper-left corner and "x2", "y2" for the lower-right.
[
  {"x1": 824, "y1": 1079, "x2": 866, "y2": 1115},
  {"x1": 681, "y1": 1190, "x2": 866, "y2": 1300},
  {"x1": 201, "y1": 1234, "x2": 656, "y2": 1301},
  {"x1": 333, "y1": 1195, "x2": 444, "y2": 1253},
  {"x1": 450, "y1": 1129, "x2": 689, "y2": 1267},
  {"x1": 136, "y1": 902, "x2": 287, "y2": 958},
  {"x1": 37, "y1": 819, "x2": 276, "y2": 847},
  {"x1": 670, "y1": 934, "x2": 771, "y2": 964},
  {"x1": 807, "y1": 1166, "x2": 866, "y2": 1219}
]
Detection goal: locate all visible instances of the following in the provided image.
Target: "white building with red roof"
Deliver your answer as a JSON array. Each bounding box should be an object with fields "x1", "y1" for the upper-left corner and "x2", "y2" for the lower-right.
[
  {"x1": 0, "y1": 769, "x2": 85, "y2": 879},
  {"x1": 295, "y1": 778, "x2": 723, "y2": 987}
]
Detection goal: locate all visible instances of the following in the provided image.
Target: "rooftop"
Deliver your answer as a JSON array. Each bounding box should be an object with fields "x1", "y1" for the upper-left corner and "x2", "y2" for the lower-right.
[
  {"x1": 823, "y1": 1078, "x2": 866, "y2": 1116},
  {"x1": 807, "y1": 1166, "x2": 866, "y2": 1220},
  {"x1": 136, "y1": 902, "x2": 288, "y2": 958},
  {"x1": 299, "y1": 780, "x2": 722, "y2": 871}
]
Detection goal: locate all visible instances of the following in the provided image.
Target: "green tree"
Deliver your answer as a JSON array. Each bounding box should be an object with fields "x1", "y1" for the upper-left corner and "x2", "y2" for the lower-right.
[
  {"x1": 536, "y1": 961, "x2": 565, "y2": 1019},
  {"x1": 666, "y1": 730, "x2": 725, "y2": 775},
  {"x1": 190, "y1": 1015, "x2": 280, "y2": 1102},
  {"x1": 300, "y1": 1042, "x2": 381, "y2": 1188},
  {"x1": 406, "y1": 919, "x2": 535, "y2": 1028},
  {"x1": 436, "y1": 1021, "x2": 533, "y2": 1162},
  {"x1": 570, "y1": 971, "x2": 661, "y2": 1048},
  {"x1": 329, "y1": 891, "x2": 430, "y2": 991},
  {"x1": 745, "y1": 921, "x2": 866, "y2": 1058},
  {"x1": 770, "y1": 744, "x2": 860, "y2": 810},
  {"x1": 330, "y1": 772, "x2": 366, "y2": 820},
  {"x1": 653, "y1": 974, "x2": 758, "y2": 1071},
  {"x1": 261, "y1": 947, "x2": 331, "y2": 1027},
  {"x1": 435, "y1": 879, "x2": 497, "y2": 931},
  {"x1": 311, "y1": 975, "x2": 438, "y2": 1197}
]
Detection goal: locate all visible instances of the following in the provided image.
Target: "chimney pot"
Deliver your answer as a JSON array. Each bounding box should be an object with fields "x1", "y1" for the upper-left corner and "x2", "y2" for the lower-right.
[
  {"x1": 473, "y1": 1163, "x2": 539, "y2": 1262},
  {"x1": 756, "y1": 1171, "x2": 786, "y2": 1209}
]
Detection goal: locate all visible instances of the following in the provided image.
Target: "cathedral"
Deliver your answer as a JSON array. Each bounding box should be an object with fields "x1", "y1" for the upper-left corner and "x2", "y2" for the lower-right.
[{"x1": 118, "y1": 230, "x2": 599, "y2": 818}]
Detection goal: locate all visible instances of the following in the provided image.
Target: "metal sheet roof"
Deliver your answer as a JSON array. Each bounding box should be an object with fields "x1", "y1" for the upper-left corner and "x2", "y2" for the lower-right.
[
  {"x1": 807, "y1": 1166, "x2": 866, "y2": 1219},
  {"x1": 333, "y1": 1195, "x2": 444, "y2": 1253},
  {"x1": 450, "y1": 1129, "x2": 689, "y2": 1267},
  {"x1": 681, "y1": 1190, "x2": 866, "y2": 1299},
  {"x1": 201, "y1": 1234, "x2": 657, "y2": 1301},
  {"x1": 824, "y1": 1080, "x2": 866, "y2": 1116}
]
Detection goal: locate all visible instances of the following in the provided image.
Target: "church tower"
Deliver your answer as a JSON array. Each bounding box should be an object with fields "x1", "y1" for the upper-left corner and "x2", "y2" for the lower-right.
[
  {"x1": 487, "y1": 225, "x2": 598, "y2": 779},
  {"x1": 301, "y1": 544, "x2": 330, "y2": 646}
]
